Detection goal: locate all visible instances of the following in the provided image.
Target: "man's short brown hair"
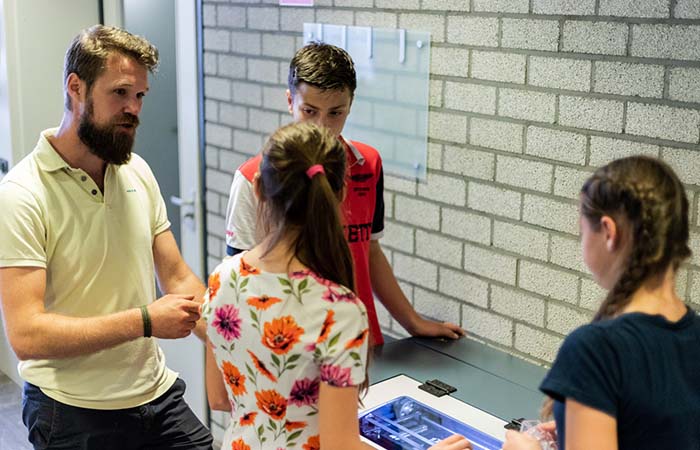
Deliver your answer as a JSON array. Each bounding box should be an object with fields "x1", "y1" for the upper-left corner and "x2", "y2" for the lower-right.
[{"x1": 288, "y1": 42, "x2": 356, "y2": 98}]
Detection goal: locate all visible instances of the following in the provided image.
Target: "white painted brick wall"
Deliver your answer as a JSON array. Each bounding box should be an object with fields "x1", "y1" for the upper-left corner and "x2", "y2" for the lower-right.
[
  {"x1": 382, "y1": 220, "x2": 415, "y2": 254},
  {"x1": 675, "y1": 0, "x2": 700, "y2": 18},
  {"x1": 550, "y1": 234, "x2": 588, "y2": 274},
  {"x1": 219, "y1": 54, "x2": 246, "y2": 79},
  {"x1": 443, "y1": 145, "x2": 494, "y2": 180},
  {"x1": 261, "y1": 34, "x2": 296, "y2": 59},
  {"x1": 526, "y1": 126, "x2": 587, "y2": 165},
  {"x1": 447, "y1": 16, "x2": 499, "y2": 47},
  {"x1": 393, "y1": 253, "x2": 439, "y2": 290},
  {"x1": 501, "y1": 19, "x2": 559, "y2": 52},
  {"x1": 444, "y1": 82, "x2": 496, "y2": 115},
  {"x1": 219, "y1": 103, "x2": 248, "y2": 128},
  {"x1": 204, "y1": 76, "x2": 232, "y2": 101},
  {"x1": 559, "y1": 96, "x2": 625, "y2": 133},
  {"x1": 669, "y1": 68, "x2": 700, "y2": 104},
  {"x1": 495, "y1": 155, "x2": 553, "y2": 193},
  {"x1": 626, "y1": 103, "x2": 700, "y2": 143},
  {"x1": 421, "y1": 0, "x2": 470, "y2": 11},
  {"x1": 468, "y1": 182, "x2": 522, "y2": 220},
  {"x1": 247, "y1": 58, "x2": 278, "y2": 84},
  {"x1": 335, "y1": 0, "x2": 372, "y2": 7},
  {"x1": 519, "y1": 260, "x2": 579, "y2": 302},
  {"x1": 441, "y1": 207, "x2": 492, "y2": 245},
  {"x1": 218, "y1": 6, "x2": 246, "y2": 28},
  {"x1": 418, "y1": 173, "x2": 467, "y2": 206},
  {"x1": 662, "y1": 147, "x2": 700, "y2": 186},
  {"x1": 232, "y1": 81, "x2": 262, "y2": 106},
  {"x1": 464, "y1": 243, "x2": 518, "y2": 285},
  {"x1": 354, "y1": 11, "x2": 398, "y2": 28},
  {"x1": 205, "y1": 123, "x2": 232, "y2": 147},
  {"x1": 499, "y1": 89, "x2": 557, "y2": 123},
  {"x1": 247, "y1": 7, "x2": 279, "y2": 30},
  {"x1": 429, "y1": 111, "x2": 467, "y2": 144},
  {"x1": 515, "y1": 324, "x2": 562, "y2": 362},
  {"x1": 554, "y1": 166, "x2": 593, "y2": 200},
  {"x1": 399, "y1": 14, "x2": 446, "y2": 43},
  {"x1": 547, "y1": 302, "x2": 591, "y2": 335},
  {"x1": 279, "y1": 8, "x2": 314, "y2": 32},
  {"x1": 431, "y1": 47, "x2": 470, "y2": 77},
  {"x1": 315, "y1": 9, "x2": 354, "y2": 26},
  {"x1": 414, "y1": 288, "x2": 462, "y2": 322},
  {"x1": 631, "y1": 24, "x2": 700, "y2": 61},
  {"x1": 594, "y1": 62, "x2": 665, "y2": 98},
  {"x1": 529, "y1": 57, "x2": 592, "y2": 92},
  {"x1": 580, "y1": 277, "x2": 606, "y2": 310},
  {"x1": 231, "y1": 31, "x2": 262, "y2": 55},
  {"x1": 203, "y1": 4, "x2": 217, "y2": 26},
  {"x1": 562, "y1": 21, "x2": 628, "y2": 56},
  {"x1": 395, "y1": 195, "x2": 440, "y2": 230},
  {"x1": 523, "y1": 194, "x2": 579, "y2": 234},
  {"x1": 262, "y1": 86, "x2": 288, "y2": 112},
  {"x1": 385, "y1": 175, "x2": 417, "y2": 195},
  {"x1": 493, "y1": 220, "x2": 550, "y2": 261},
  {"x1": 375, "y1": 0, "x2": 419, "y2": 9},
  {"x1": 439, "y1": 267, "x2": 489, "y2": 308},
  {"x1": 533, "y1": 0, "x2": 596, "y2": 15},
  {"x1": 599, "y1": 0, "x2": 670, "y2": 18},
  {"x1": 206, "y1": 169, "x2": 234, "y2": 195},
  {"x1": 473, "y1": 0, "x2": 528, "y2": 13},
  {"x1": 470, "y1": 118, "x2": 524, "y2": 154},
  {"x1": 416, "y1": 230, "x2": 463, "y2": 268},
  {"x1": 491, "y1": 286, "x2": 546, "y2": 327},
  {"x1": 471, "y1": 51, "x2": 527, "y2": 84},
  {"x1": 462, "y1": 304, "x2": 514, "y2": 346},
  {"x1": 204, "y1": 29, "x2": 230, "y2": 52},
  {"x1": 232, "y1": 130, "x2": 264, "y2": 154},
  {"x1": 589, "y1": 137, "x2": 660, "y2": 166},
  {"x1": 247, "y1": 108, "x2": 279, "y2": 134}
]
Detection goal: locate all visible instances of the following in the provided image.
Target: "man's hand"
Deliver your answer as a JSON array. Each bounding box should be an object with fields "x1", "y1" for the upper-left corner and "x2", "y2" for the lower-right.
[
  {"x1": 428, "y1": 434, "x2": 472, "y2": 450},
  {"x1": 409, "y1": 316, "x2": 465, "y2": 340},
  {"x1": 148, "y1": 294, "x2": 201, "y2": 338}
]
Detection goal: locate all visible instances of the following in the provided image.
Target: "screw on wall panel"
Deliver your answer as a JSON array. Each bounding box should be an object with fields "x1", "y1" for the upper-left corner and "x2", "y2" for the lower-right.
[{"x1": 0, "y1": 158, "x2": 8, "y2": 174}]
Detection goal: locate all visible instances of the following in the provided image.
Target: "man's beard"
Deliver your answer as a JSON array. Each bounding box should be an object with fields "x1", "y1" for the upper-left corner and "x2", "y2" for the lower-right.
[{"x1": 77, "y1": 97, "x2": 139, "y2": 165}]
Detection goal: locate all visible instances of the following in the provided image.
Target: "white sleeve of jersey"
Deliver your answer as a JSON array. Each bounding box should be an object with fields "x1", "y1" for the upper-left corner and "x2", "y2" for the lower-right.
[{"x1": 224, "y1": 170, "x2": 259, "y2": 250}]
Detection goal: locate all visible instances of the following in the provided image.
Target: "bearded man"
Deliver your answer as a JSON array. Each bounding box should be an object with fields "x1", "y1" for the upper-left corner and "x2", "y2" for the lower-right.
[{"x1": 0, "y1": 25, "x2": 212, "y2": 450}]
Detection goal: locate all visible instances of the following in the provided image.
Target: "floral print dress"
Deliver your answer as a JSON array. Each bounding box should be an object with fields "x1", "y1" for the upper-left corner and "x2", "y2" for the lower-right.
[{"x1": 203, "y1": 253, "x2": 370, "y2": 450}]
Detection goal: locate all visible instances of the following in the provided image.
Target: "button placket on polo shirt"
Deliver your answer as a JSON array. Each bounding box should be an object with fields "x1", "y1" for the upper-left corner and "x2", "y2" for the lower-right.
[{"x1": 70, "y1": 169, "x2": 104, "y2": 202}]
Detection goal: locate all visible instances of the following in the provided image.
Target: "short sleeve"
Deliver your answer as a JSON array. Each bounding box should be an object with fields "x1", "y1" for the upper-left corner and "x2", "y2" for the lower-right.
[
  {"x1": 225, "y1": 170, "x2": 258, "y2": 250},
  {"x1": 0, "y1": 182, "x2": 47, "y2": 268},
  {"x1": 319, "y1": 297, "x2": 369, "y2": 388},
  {"x1": 371, "y1": 165, "x2": 385, "y2": 240},
  {"x1": 540, "y1": 325, "x2": 622, "y2": 418}
]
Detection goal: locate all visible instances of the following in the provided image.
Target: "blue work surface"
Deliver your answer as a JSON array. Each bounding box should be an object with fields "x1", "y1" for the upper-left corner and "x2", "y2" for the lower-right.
[{"x1": 369, "y1": 337, "x2": 549, "y2": 421}]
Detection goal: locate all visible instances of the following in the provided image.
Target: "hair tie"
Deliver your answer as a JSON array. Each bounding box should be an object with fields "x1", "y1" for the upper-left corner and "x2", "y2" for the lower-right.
[{"x1": 306, "y1": 164, "x2": 325, "y2": 179}]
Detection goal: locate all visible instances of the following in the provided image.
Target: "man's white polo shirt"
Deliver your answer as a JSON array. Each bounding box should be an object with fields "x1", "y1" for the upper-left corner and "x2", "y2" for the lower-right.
[{"x1": 0, "y1": 128, "x2": 177, "y2": 409}]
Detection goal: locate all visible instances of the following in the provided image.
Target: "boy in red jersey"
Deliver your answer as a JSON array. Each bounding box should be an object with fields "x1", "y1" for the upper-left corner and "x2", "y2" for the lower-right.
[{"x1": 224, "y1": 42, "x2": 464, "y2": 345}]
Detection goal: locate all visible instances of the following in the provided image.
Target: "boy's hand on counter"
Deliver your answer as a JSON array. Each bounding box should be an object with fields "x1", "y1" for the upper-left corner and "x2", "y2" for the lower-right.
[{"x1": 409, "y1": 317, "x2": 466, "y2": 340}]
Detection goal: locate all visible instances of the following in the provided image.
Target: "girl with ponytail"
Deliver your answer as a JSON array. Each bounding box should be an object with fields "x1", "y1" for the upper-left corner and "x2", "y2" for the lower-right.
[
  {"x1": 203, "y1": 123, "x2": 470, "y2": 450},
  {"x1": 505, "y1": 156, "x2": 700, "y2": 450}
]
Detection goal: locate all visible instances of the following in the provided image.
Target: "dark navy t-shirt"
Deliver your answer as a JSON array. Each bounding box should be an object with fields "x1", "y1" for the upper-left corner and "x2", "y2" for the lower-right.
[{"x1": 540, "y1": 307, "x2": 700, "y2": 450}]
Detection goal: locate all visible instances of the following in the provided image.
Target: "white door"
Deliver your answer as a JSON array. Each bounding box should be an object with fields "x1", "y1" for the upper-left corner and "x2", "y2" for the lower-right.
[{"x1": 122, "y1": 0, "x2": 206, "y2": 423}]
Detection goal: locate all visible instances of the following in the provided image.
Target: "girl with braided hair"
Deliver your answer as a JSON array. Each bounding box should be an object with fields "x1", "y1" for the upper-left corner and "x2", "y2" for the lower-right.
[{"x1": 504, "y1": 156, "x2": 700, "y2": 450}]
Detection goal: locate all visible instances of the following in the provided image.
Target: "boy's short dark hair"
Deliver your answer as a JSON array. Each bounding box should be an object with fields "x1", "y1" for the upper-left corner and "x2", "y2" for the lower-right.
[{"x1": 288, "y1": 42, "x2": 357, "y2": 98}]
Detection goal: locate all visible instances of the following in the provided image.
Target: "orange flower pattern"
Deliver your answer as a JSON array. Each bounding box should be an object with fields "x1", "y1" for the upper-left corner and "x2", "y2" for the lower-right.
[
  {"x1": 239, "y1": 412, "x2": 257, "y2": 426},
  {"x1": 303, "y1": 435, "x2": 320, "y2": 450},
  {"x1": 247, "y1": 295, "x2": 282, "y2": 310},
  {"x1": 221, "y1": 361, "x2": 246, "y2": 396},
  {"x1": 231, "y1": 438, "x2": 250, "y2": 450},
  {"x1": 255, "y1": 389, "x2": 287, "y2": 420},
  {"x1": 205, "y1": 253, "x2": 368, "y2": 449},
  {"x1": 317, "y1": 310, "x2": 335, "y2": 344},
  {"x1": 262, "y1": 316, "x2": 304, "y2": 355},
  {"x1": 208, "y1": 271, "x2": 221, "y2": 300}
]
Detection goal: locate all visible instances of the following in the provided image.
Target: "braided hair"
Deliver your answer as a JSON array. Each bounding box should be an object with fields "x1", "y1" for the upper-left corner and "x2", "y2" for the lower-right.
[{"x1": 580, "y1": 156, "x2": 691, "y2": 321}]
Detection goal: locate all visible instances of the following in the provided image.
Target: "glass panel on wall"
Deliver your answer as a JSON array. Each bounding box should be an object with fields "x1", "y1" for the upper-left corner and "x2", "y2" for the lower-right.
[{"x1": 304, "y1": 23, "x2": 431, "y2": 180}]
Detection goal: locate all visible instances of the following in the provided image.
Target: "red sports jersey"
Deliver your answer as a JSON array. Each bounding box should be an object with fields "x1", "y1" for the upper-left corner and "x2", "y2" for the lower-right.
[{"x1": 225, "y1": 137, "x2": 386, "y2": 344}]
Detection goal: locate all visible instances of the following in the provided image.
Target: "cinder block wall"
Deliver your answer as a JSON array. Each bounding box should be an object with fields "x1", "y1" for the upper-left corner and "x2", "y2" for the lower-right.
[{"x1": 202, "y1": 0, "x2": 700, "y2": 366}]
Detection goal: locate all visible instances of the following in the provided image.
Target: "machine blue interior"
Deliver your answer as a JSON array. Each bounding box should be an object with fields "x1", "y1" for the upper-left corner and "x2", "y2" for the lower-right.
[{"x1": 359, "y1": 395, "x2": 504, "y2": 450}]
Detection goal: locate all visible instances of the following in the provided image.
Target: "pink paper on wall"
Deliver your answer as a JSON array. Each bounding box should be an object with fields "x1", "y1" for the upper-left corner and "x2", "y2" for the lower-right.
[{"x1": 280, "y1": 0, "x2": 313, "y2": 5}]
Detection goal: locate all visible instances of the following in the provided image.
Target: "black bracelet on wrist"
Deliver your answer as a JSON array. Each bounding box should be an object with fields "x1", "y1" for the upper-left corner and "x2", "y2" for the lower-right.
[{"x1": 140, "y1": 305, "x2": 152, "y2": 338}]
